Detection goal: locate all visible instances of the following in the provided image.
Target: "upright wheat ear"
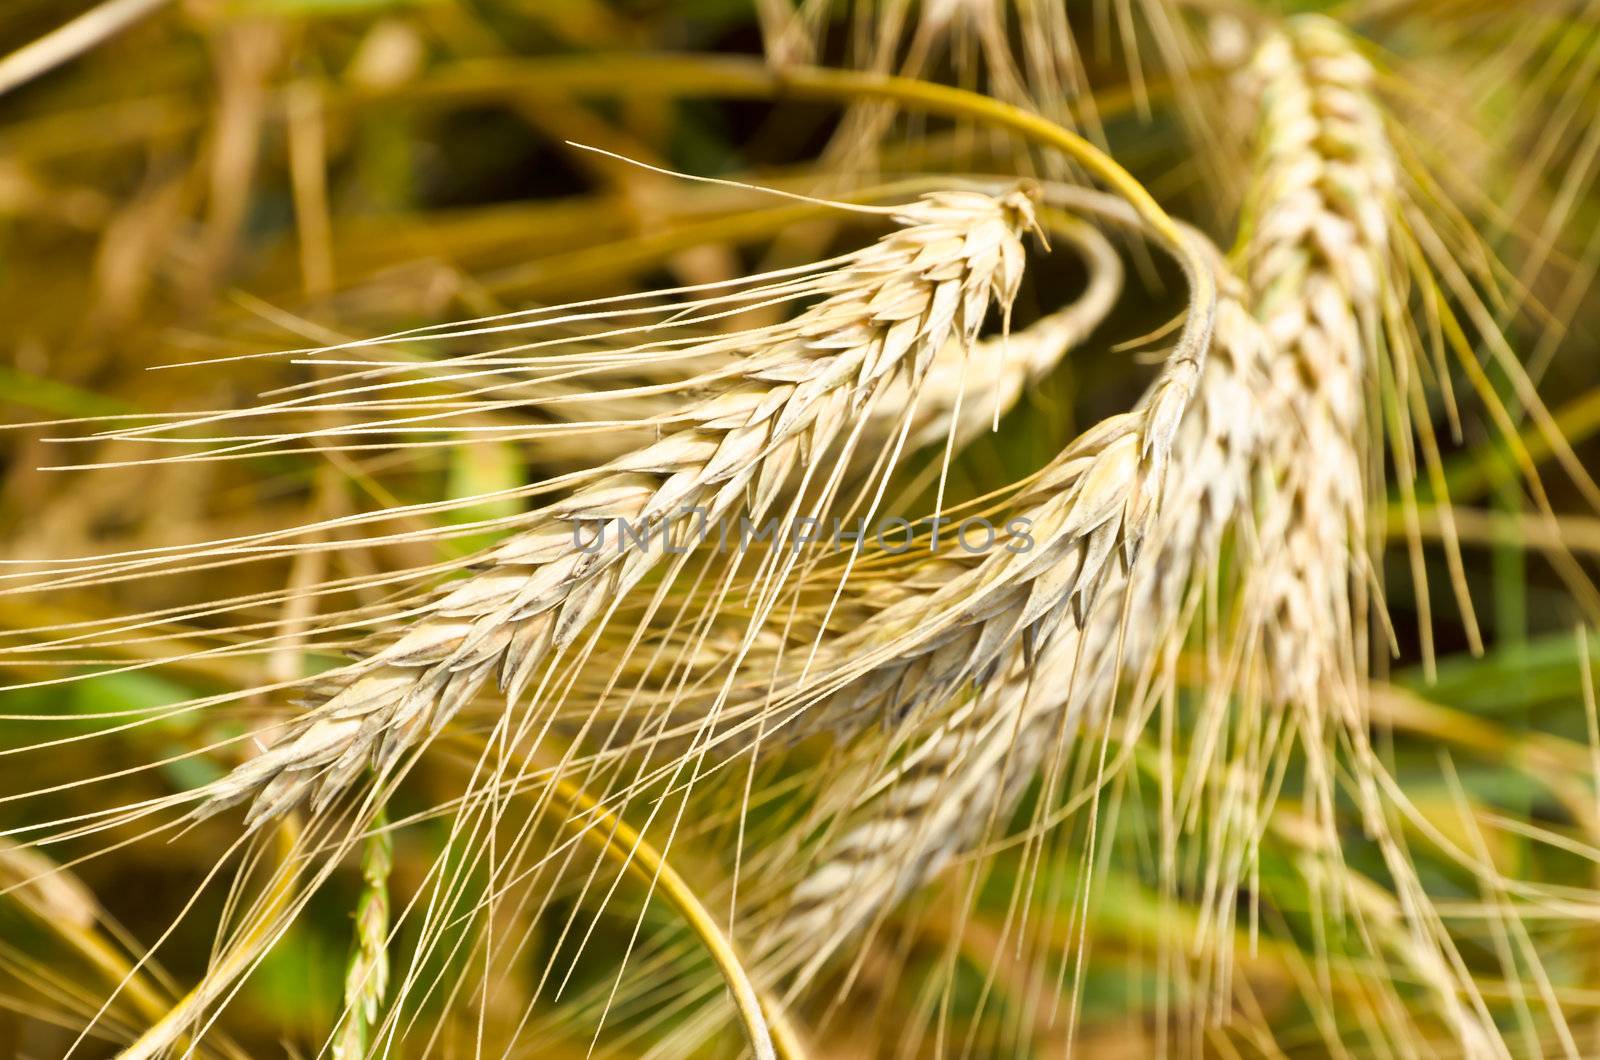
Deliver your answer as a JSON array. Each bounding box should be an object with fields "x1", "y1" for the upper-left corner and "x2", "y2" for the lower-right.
[
  {"x1": 196, "y1": 188, "x2": 1038, "y2": 826},
  {"x1": 1246, "y1": 20, "x2": 1395, "y2": 708},
  {"x1": 332, "y1": 812, "x2": 391, "y2": 1060},
  {"x1": 1240, "y1": 21, "x2": 1503, "y2": 1054}
]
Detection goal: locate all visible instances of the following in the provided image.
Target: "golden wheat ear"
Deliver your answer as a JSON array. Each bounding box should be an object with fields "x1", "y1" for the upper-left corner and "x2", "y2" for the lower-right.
[
  {"x1": 743, "y1": 285, "x2": 1259, "y2": 1001},
  {"x1": 331, "y1": 184, "x2": 1177, "y2": 1060},
  {"x1": 1151, "y1": 18, "x2": 1523, "y2": 1052},
  {"x1": 0, "y1": 187, "x2": 1033, "y2": 816},
  {"x1": 186, "y1": 187, "x2": 1041, "y2": 829}
]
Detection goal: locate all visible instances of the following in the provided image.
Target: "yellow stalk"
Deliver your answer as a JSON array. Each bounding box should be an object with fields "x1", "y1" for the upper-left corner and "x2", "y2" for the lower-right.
[
  {"x1": 439, "y1": 731, "x2": 805, "y2": 1060},
  {"x1": 122, "y1": 769, "x2": 801, "y2": 1059},
  {"x1": 119, "y1": 820, "x2": 302, "y2": 1060},
  {"x1": 375, "y1": 55, "x2": 1215, "y2": 355}
]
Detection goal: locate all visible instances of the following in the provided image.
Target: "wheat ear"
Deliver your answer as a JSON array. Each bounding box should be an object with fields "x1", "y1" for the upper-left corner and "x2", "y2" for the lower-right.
[
  {"x1": 195, "y1": 187, "x2": 1038, "y2": 826},
  {"x1": 732, "y1": 218, "x2": 1224, "y2": 980},
  {"x1": 1245, "y1": 19, "x2": 1395, "y2": 709},
  {"x1": 1238, "y1": 21, "x2": 1507, "y2": 1054},
  {"x1": 578, "y1": 193, "x2": 1214, "y2": 968},
  {"x1": 733, "y1": 192, "x2": 1213, "y2": 751},
  {"x1": 509, "y1": 210, "x2": 1122, "y2": 782},
  {"x1": 763, "y1": 279, "x2": 1265, "y2": 981},
  {"x1": 332, "y1": 809, "x2": 392, "y2": 1060}
]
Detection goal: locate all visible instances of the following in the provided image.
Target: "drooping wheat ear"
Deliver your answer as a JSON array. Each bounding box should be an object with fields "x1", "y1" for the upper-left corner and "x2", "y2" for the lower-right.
[
  {"x1": 747, "y1": 212, "x2": 1211, "y2": 750},
  {"x1": 196, "y1": 187, "x2": 1039, "y2": 826},
  {"x1": 1246, "y1": 18, "x2": 1396, "y2": 711},
  {"x1": 617, "y1": 192, "x2": 1215, "y2": 979},
  {"x1": 776, "y1": 404, "x2": 1177, "y2": 742},
  {"x1": 762, "y1": 279, "x2": 1263, "y2": 983},
  {"x1": 530, "y1": 213, "x2": 1122, "y2": 760},
  {"x1": 332, "y1": 810, "x2": 391, "y2": 1060}
]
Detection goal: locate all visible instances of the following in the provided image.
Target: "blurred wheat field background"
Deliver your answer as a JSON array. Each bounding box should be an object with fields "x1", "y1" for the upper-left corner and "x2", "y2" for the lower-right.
[{"x1": 2, "y1": 1, "x2": 1600, "y2": 1057}]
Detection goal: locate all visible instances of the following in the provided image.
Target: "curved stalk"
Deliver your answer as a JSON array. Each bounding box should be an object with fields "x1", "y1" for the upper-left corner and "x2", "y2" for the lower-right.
[
  {"x1": 374, "y1": 55, "x2": 1215, "y2": 368},
  {"x1": 546, "y1": 773, "x2": 803, "y2": 1060},
  {"x1": 122, "y1": 769, "x2": 801, "y2": 1060},
  {"x1": 437, "y1": 732, "x2": 804, "y2": 1060}
]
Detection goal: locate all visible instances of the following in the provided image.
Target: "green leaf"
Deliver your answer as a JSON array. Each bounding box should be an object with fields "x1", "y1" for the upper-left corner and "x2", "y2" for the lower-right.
[{"x1": 442, "y1": 440, "x2": 523, "y2": 552}]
